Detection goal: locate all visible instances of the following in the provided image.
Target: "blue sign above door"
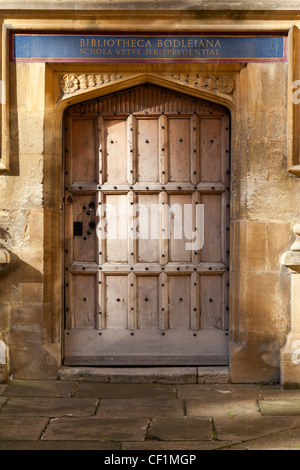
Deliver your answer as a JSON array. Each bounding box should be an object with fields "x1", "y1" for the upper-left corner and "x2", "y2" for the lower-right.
[{"x1": 10, "y1": 33, "x2": 287, "y2": 63}]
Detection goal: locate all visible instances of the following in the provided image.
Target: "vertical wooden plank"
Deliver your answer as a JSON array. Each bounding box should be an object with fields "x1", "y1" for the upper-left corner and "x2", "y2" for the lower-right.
[
  {"x1": 64, "y1": 272, "x2": 74, "y2": 330},
  {"x1": 190, "y1": 114, "x2": 198, "y2": 185},
  {"x1": 168, "y1": 275, "x2": 191, "y2": 329},
  {"x1": 127, "y1": 114, "x2": 134, "y2": 185},
  {"x1": 97, "y1": 191, "x2": 104, "y2": 266},
  {"x1": 128, "y1": 272, "x2": 137, "y2": 330},
  {"x1": 191, "y1": 191, "x2": 201, "y2": 266},
  {"x1": 159, "y1": 272, "x2": 168, "y2": 331},
  {"x1": 64, "y1": 114, "x2": 74, "y2": 329},
  {"x1": 137, "y1": 275, "x2": 159, "y2": 329},
  {"x1": 106, "y1": 275, "x2": 128, "y2": 329},
  {"x1": 96, "y1": 271, "x2": 104, "y2": 330},
  {"x1": 159, "y1": 114, "x2": 167, "y2": 184},
  {"x1": 98, "y1": 115, "x2": 104, "y2": 185},
  {"x1": 128, "y1": 189, "x2": 136, "y2": 267},
  {"x1": 191, "y1": 271, "x2": 200, "y2": 330},
  {"x1": 159, "y1": 191, "x2": 169, "y2": 266}
]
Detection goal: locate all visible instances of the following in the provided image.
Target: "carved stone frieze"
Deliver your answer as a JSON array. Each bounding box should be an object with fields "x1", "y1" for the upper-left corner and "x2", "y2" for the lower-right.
[
  {"x1": 60, "y1": 72, "x2": 235, "y2": 97},
  {"x1": 60, "y1": 73, "x2": 127, "y2": 94},
  {"x1": 171, "y1": 74, "x2": 235, "y2": 94}
]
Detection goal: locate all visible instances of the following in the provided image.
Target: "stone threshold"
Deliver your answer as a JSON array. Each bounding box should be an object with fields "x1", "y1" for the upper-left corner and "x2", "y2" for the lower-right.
[{"x1": 58, "y1": 366, "x2": 229, "y2": 384}]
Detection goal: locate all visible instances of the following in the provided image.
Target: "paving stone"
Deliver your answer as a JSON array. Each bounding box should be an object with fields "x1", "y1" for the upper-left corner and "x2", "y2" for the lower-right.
[
  {"x1": 97, "y1": 398, "x2": 184, "y2": 418},
  {"x1": 259, "y1": 399, "x2": 300, "y2": 416},
  {"x1": 0, "y1": 397, "x2": 7, "y2": 410},
  {"x1": 186, "y1": 399, "x2": 260, "y2": 418},
  {"x1": 0, "y1": 440, "x2": 121, "y2": 450},
  {"x1": 260, "y1": 388, "x2": 300, "y2": 400},
  {"x1": 223, "y1": 427, "x2": 300, "y2": 450},
  {"x1": 0, "y1": 416, "x2": 49, "y2": 441},
  {"x1": 43, "y1": 417, "x2": 148, "y2": 441},
  {"x1": 74, "y1": 383, "x2": 176, "y2": 399},
  {"x1": 0, "y1": 385, "x2": 7, "y2": 396},
  {"x1": 147, "y1": 417, "x2": 212, "y2": 441},
  {"x1": 0, "y1": 397, "x2": 98, "y2": 417},
  {"x1": 3, "y1": 381, "x2": 76, "y2": 397},
  {"x1": 213, "y1": 415, "x2": 300, "y2": 442},
  {"x1": 122, "y1": 440, "x2": 238, "y2": 450},
  {"x1": 177, "y1": 384, "x2": 261, "y2": 400}
]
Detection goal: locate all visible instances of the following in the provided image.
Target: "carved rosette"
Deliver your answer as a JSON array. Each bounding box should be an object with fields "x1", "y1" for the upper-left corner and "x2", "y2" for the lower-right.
[
  {"x1": 172, "y1": 74, "x2": 235, "y2": 94},
  {"x1": 60, "y1": 74, "x2": 80, "y2": 94},
  {"x1": 60, "y1": 73, "x2": 125, "y2": 94}
]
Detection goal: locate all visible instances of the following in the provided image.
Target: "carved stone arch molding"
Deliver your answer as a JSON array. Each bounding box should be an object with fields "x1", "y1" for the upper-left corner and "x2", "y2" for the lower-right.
[
  {"x1": 45, "y1": 69, "x2": 237, "y2": 377},
  {"x1": 57, "y1": 72, "x2": 236, "y2": 112}
]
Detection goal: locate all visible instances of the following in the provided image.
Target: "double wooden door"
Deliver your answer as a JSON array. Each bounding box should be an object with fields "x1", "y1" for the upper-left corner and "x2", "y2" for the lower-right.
[{"x1": 63, "y1": 84, "x2": 230, "y2": 365}]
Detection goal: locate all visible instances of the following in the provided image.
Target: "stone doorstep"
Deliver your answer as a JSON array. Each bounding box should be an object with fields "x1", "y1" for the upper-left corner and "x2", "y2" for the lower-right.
[{"x1": 58, "y1": 366, "x2": 230, "y2": 384}]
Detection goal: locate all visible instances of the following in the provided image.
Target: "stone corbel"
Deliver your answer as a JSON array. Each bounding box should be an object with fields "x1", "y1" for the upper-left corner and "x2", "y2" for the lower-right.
[
  {"x1": 282, "y1": 225, "x2": 300, "y2": 272},
  {"x1": 0, "y1": 248, "x2": 10, "y2": 266}
]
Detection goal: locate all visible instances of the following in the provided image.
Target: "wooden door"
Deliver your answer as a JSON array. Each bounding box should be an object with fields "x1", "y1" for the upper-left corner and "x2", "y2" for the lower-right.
[{"x1": 63, "y1": 85, "x2": 230, "y2": 365}]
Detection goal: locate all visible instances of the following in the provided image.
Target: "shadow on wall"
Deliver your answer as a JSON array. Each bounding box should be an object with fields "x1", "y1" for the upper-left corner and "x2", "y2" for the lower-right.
[{"x1": 0, "y1": 242, "x2": 43, "y2": 299}]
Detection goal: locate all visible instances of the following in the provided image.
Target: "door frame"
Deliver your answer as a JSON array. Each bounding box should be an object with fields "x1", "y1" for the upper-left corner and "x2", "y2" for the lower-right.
[{"x1": 46, "y1": 71, "x2": 236, "y2": 371}]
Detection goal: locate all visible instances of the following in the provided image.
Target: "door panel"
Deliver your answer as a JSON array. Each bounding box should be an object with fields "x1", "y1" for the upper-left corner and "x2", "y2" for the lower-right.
[
  {"x1": 105, "y1": 119, "x2": 128, "y2": 184},
  {"x1": 137, "y1": 275, "x2": 159, "y2": 329},
  {"x1": 137, "y1": 193, "x2": 160, "y2": 263},
  {"x1": 199, "y1": 118, "x2": 222, "y2": 183},
  {"x1": 168, "y1": 275, "x2": 191, "y2": 330},
  {"x1": 168, "y1": 193, "x2": 193, "y2": 263},
  {"x1": 106, "y1": 275, "x2": 128, "y2": 329},
  {"x1": 64, "y1": 84, "x2": 230, "y2": 366},
  {"x1": 104, "y1": 194, "x2": 128, "y2": 263},
  {"x1": 72, "y1": 195, "x2": 97, "y2": 262},
  {"x1": 201, "y1": 194, "x2": 222, "y2": 263},
  {"x1": 137, "y1": 118, "x2": 160, "y2": 182},
  {"x1": 73, "y1": 275, "x2": 96, "y2": 328},
  {"x1": 168, "y1": 117, "x2": 190, "y2": 182},
  {"x1": 72, "y1": 119, "x2": 97, "y2": 183}
]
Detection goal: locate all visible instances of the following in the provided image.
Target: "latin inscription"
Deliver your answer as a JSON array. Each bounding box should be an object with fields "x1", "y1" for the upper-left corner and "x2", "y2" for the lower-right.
[
  {"x1": 11, "y1": 34, "x2": 286, "y2": 62},
  {"x1": 79, "y1": 37, "x2": 222, "y2": 58}
]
